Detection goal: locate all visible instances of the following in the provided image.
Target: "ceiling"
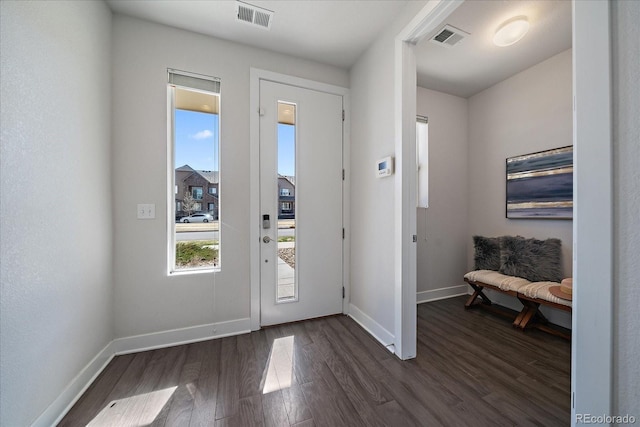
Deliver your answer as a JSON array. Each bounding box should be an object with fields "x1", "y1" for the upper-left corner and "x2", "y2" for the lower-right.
[
  {"x1": 415, "y1": 0, "x2": 572, "y2": 98},
  {"x1": 106, "y1": 0, "x2": 572, "y2": 99},
  {"x1": 106, "y1": 0, "x2": 409, "y2": 69}
]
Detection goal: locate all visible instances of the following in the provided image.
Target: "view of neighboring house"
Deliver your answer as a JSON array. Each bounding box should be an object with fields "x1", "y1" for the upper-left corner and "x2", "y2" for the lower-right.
[
  {"x1": 278, "y1": 175, "x2": 295, "y2": 219},
  {"x1": 175, "y1": 165, "x2": 296, "y2": 220},
  {"x1": 175, "y1": 164, "x2": 219, "y2": 219}
]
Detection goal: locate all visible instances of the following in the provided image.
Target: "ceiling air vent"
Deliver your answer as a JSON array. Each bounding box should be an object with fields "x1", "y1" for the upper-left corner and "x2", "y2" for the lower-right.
[
  {"x1": 430, "y1": 25, "x2": 469, "y2": 48},
  {"x1": 236, "y1": 1, "x2": 273, "y2": 30}
]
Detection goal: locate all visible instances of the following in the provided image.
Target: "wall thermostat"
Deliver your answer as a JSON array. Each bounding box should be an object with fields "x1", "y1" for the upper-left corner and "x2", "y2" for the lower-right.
[{"x1": 376, "y1": 156, "x2": 394, "y2": 178}]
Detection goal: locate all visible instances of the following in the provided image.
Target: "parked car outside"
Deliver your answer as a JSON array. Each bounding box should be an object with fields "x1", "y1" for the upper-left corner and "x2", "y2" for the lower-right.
[{"x1": 180, "y1": 213, "x2": 214, "y2": 223}]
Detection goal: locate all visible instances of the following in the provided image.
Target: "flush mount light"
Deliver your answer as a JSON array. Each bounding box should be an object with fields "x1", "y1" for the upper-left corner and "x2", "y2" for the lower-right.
[{"x1": 493, "y1": 16, "x2": 530, "y2": 47}]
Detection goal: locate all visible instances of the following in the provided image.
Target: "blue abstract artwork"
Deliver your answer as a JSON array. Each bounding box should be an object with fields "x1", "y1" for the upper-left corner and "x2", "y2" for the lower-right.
[{"x1": 506, "y1": 146, "x2": 573, "y2": 219}]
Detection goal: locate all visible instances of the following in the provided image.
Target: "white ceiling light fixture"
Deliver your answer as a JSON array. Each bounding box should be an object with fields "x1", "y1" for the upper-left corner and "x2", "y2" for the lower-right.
[{"x1": 493, "y1": 16, "x2": 530, "y2": 47}]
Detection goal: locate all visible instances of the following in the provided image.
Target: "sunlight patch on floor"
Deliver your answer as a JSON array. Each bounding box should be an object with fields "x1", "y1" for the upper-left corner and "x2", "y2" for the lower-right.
[
  {"x1": 87, "y1": 386, "x2": 177, "y2": 426},
  {"x1": 261, "y1": 335, "x2": 295, "y2": 394}
]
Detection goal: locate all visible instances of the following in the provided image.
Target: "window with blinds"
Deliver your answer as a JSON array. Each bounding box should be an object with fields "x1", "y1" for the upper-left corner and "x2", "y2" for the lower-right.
[{"x1": 168, "y1": 69, "x2": 221, "y2": 273}]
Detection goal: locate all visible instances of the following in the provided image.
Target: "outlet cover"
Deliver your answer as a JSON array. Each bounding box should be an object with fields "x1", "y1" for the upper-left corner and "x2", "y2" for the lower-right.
[{"x1": 137, "y1": 204, "x2": 155, "y2": 219}]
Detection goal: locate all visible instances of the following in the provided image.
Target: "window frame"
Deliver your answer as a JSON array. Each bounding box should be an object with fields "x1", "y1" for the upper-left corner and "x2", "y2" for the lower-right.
[
  {"x1": 192, "y1": 186, "x2": 204, "y2": 200},
  {"x1": 167, "y1": 69, "x2": 221, "y2": 275},
  {"x1": 416, "y1": 116, "x2": 429, "y2": 208}
]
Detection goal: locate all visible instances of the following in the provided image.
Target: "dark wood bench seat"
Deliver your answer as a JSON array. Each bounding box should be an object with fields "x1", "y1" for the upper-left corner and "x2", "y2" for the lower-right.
[{"x1": 464, "y1": 270, "x2": 572, "y2": 340}]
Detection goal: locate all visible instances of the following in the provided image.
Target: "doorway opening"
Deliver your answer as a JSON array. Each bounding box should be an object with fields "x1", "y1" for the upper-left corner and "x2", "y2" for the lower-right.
[{"x1": 398, "y1": 0, "x2": 613, "y2": 420}]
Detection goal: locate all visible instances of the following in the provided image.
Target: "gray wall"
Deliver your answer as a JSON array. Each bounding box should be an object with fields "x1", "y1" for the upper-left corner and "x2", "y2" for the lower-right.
[
  {"x1": 349, "y1": 1, "x2": 427, "y2": 341},
  {"x1": 416, "y1": 87, "x2": 469, "y2": 299},
  {"x1": 0, "y1": 2, "x2": 113, "y2": 425},
  {"x1": 612, "y1": 0, "x2": 640, "y2": 417},
  {"x1": 467, "y1": 49, "x2": 573, "y2": 328},
  {"x1": 111, "y1": 14, "x2": 348, "y2": 339}
]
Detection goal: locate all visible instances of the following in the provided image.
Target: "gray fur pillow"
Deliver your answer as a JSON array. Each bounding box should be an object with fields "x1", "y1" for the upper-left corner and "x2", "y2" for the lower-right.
[
  {"x1": 473, "y1": 236, "x2": 501, "y2": 271},
  {"x1": 499, "y1": 236, "x2": 563, "y2": 282}
]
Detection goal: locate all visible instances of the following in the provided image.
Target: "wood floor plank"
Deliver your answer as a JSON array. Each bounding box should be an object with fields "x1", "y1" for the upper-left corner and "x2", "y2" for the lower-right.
[
  {"x1": 324, "y1": 316, "x2": 390, "y2": 381},
  {"x1": 160, "y1": 361, "x2": 201, "y2": 426},
  {"x1": 319, "y1": 319, "x2": 392, "y2": 405},
  {"x1": 57, "y1": 353, "x2": 136, "y2": 427},
  {"x1": 281, "y1": 385, "x2": 313, "y2": 425},
  {"x1": 482, "y1": 391, "x2": 566, "y2": 427},
  {"x1": 189, "y1": 339, "x2": 221, "y2": 426},
  {"x1": 215, "y1": 395, "x2": 265, "y2": 427},
  {"x1": 335, "y1": 315, "x2": 393, "y2": 363},
  {"x1": 116, "y1": 345, "x2": 185, "y2": 426},
  {"x1": 189, "y1": 376, "x2": 219, "y2": 427},
  {"x1": 198, "y1": 338, "x2": 222, "y2": 380},
  {"x1": 291, "y1": 341, "x2": 326, "y2": 385},
  {"x1": 249, "y1": 329, "x2": 272, "y2": 396},
  {"x1": 375, "y1": 399, "x2": 422, "y2": 427},
  {"x1": 61, "y1": 296, "x2": 570, "y2": 427},
  {"x1": 238, "y1": 332, "x2": 262, "y2": 398},
  {"x1": 216, "y1": 336, "x2": 240, "y2": 420},
  {"x1": 262, "y1": 390, "x2": 290, "y2": 427},
  {"x1": 300, "y1": 379, "x2": 364, "y2": 427},
  {"x1": 281, "y1": 322, "x2": 314, "y2": 347},
  {"x1": 378, "y1": 357, "x2": 469, "y2": 426},
  {"x1": 377, "y1": 371, "x2": 444, "y2": 426},
  {"x1": 413, "y1": 340, "x2": 517, "y2": 426},
  {"x1": 83, "y1": 350, "x2": 156, "y2": 426}
]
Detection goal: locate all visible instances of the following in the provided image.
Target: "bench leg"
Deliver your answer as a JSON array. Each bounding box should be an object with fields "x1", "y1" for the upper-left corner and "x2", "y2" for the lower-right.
[
  {"x1": 516, "y1": 300, "x2": 541, "y2": 329},
  {"x1": 513, "y1": 306, "x2": 531, "y2": 328},
  {"x1": 465, "y1": 283, "x2": 492, "y2": 309}
]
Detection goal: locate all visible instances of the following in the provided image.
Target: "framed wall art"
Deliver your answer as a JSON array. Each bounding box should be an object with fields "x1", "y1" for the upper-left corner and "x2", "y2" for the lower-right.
[{"x1": 506, "y1": 146, "x2": 573, "y2": 219}]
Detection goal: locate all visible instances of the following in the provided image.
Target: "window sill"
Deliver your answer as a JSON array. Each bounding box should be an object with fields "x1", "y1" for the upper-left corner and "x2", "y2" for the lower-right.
[{"x1": 169, "y1": 267, "x2": 220, "y2": 276}]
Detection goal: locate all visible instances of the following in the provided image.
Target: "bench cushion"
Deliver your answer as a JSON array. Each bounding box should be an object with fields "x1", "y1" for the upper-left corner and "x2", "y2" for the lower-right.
[
  {"x1": 518, "y1": 282, "x2": 572, "y2": 308},
  {"x1": 498, "y1": 236, "x2": 563, "y2": 282},
  {"x1": 473, "y1": 236, "x2": 501, "y2": 270},
  {"x1": 464, "y1": 270, "x2": 531, "y2": 292}
]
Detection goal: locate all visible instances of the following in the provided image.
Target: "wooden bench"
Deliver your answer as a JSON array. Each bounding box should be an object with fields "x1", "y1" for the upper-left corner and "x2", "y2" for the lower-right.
[{"x1": 464, "y1": 270, "x2": 572, "y2": 340}]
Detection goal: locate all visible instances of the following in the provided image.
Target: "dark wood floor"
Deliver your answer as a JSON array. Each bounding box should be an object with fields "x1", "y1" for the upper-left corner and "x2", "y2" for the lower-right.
[{"x1": 59, "y1": 296, "x2": 571, "y2": 426}]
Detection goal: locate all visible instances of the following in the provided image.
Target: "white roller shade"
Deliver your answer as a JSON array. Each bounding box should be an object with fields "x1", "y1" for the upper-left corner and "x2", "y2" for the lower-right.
[{"x1": 168, "y1": 69, "x2": 220, "y2": 94}]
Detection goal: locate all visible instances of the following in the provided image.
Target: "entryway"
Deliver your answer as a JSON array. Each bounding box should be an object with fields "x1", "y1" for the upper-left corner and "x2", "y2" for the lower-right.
[{"x1": 257, "y1": 77, "x2": 345, "y2": 326}]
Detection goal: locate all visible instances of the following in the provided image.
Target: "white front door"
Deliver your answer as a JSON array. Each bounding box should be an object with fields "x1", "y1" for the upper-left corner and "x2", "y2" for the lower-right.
[{"x1": 259, "y1": 80, "x2": 344, "y2": 326}]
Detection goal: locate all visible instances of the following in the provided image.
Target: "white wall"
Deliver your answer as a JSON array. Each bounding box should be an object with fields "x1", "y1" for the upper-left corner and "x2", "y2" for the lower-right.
[
  {"x1": 416, "y1": 87, "x2": 469, "y2": 302},
  {"x1": 467, "y1": 49, "x2": 573, "y2": 328},
  {"x1": 0, "y1": 2, "x2": 113, "y2": 426},
  {"x1": 348, "y1": 1, "x2": 427, "y2": 343},
  {"x1": 111, "y1": 15, "x2": 348, "y2": 339},
  {"x1": 612, "y1": 0, "x2": 640, "y2": 417}
]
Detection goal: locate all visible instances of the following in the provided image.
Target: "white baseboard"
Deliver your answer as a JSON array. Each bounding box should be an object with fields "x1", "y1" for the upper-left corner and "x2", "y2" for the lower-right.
[
  {"x1": 417, "y1": 285, "x2": 468, "y2": 304},
  {"x1": 33, "y1": 317, "x2": 251, "y2": 426},
  {"x1": 113, "y1": 317, "x2": 251, "y2": 355},
  {"x1": 33, "y1": 341, "x2": 116, "y2": 427},
  {"x1": 348, "y1": 303, "x2": 395, "y2": 352}
]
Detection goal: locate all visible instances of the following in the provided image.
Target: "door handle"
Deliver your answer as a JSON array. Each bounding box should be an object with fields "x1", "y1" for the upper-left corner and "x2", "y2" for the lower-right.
[{"x1": 263, "y1": 236, "x2": 272, "y2": 243}]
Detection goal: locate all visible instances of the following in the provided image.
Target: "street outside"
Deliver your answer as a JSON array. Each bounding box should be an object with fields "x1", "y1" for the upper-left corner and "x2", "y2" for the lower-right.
[
  {"x1": 175, "y1": 219, "x2": 296, "y2": 298},
  {"x1": 175, "y1": 219, "x2": 295, "y2": 241}
]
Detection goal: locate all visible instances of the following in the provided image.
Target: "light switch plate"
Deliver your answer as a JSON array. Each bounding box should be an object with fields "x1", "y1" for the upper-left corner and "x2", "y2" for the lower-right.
[{"x1": 137, "y1": 204, "x2": 155, "y2": 219}]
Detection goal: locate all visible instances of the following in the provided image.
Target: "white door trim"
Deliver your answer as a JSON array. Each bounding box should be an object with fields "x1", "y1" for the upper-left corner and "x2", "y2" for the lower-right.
[
  {"x1": 571, "y1": 1, "x2": 612, "y2": 421},
  {"x1": 250, "y1": 69, "x2": 350, "y2": 331},
  {"x1": 393, "y1": 0, "x2": 463, "y2": 360},
  {"x1": 396, "y1": 0, "x2": 613, "y2": 420}
]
